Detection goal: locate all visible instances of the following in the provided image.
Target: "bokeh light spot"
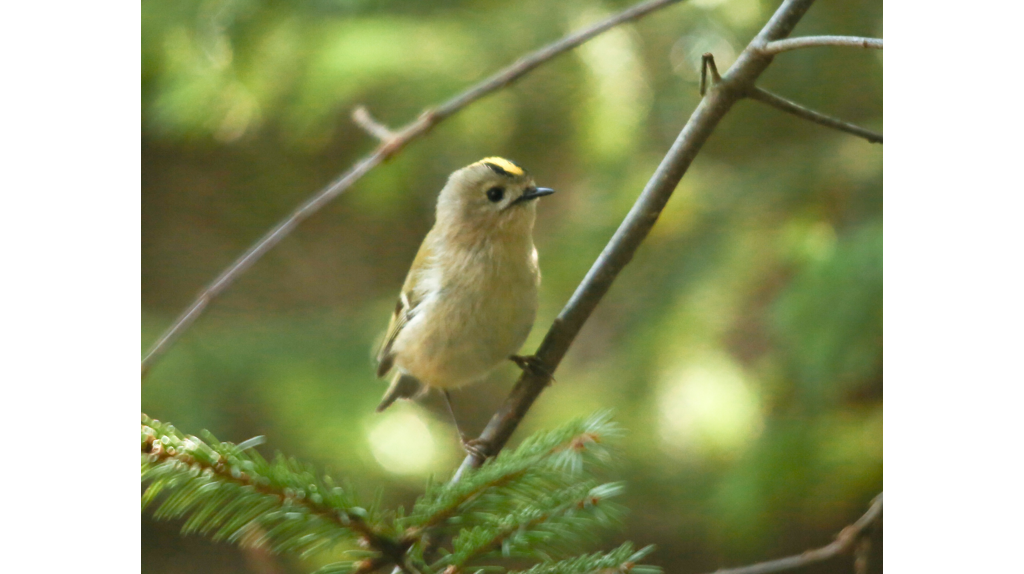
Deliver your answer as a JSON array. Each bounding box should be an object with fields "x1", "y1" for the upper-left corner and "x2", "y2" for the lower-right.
[
  {"x1": 367, "y1": 408, "x2": 436, "y2": 475},
  {"x1": 658, "y1": 353, "x2": 763, "y2": 458}
]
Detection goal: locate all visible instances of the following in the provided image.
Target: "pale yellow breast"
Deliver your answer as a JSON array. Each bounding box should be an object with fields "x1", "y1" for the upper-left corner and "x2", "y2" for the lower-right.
[{"x1": 392, "y1": 238, "x2": 540, "y2": 389}]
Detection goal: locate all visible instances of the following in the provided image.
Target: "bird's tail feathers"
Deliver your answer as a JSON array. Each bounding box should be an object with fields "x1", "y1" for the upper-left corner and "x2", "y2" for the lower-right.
[{"x1": 376, "y1": 371, "x2": 425, "y2": 412}]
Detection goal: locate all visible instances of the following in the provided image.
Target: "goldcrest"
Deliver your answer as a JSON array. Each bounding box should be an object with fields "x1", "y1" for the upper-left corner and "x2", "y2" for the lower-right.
[{"x1": 375, "y1": 157, "x2": 554, "y2": 412}]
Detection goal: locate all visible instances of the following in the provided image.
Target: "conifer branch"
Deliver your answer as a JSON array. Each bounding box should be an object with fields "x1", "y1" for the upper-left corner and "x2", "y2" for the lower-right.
[
  {"x1": 510, "y1": 543, "x2": 659, "y2": 574},
  {"x1": 403, "y1": 471, "x2": 526, "y2": 536},
  {"x1": 142, "y1": 415, "x2": 404, "y2": 562},
  {"x1": 144, "y1": 412, "x2": 659, "y2": 574},
  {"x1": 140, "y1": 0, "x2": 687, "y2": 379},
  {"x1": 442, "y1": 482, "x2": 624, "y2": 570},
  {"x1": 405, "y1": 413, "x2": 620, "y2": 534}
]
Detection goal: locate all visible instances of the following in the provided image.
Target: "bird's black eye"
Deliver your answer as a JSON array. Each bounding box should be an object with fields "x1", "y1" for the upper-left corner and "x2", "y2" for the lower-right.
[{"x1": 486, "y1": 186, "x2": 505, "y2": 202}]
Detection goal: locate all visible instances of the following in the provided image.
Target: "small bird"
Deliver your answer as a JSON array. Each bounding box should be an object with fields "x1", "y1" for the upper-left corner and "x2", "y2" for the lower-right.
[{"x1": 374, "y1": 157, "x2": 554, "y2": 433}]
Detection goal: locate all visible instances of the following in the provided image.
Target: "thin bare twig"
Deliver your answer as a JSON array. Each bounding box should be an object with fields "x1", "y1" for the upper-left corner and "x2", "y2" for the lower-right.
[
  {"x1": 699, "y1": 52, "x2": 721, "y2": 96},
  {"x1": 762, "y1": 35, "x2": 882, "y2": 55},
  {"x1": 140, "y1": 0, "x2": 686, "y2": 378},
  {"x1": 453, "y1": 0, "x2": 823, "y2": 481},
  {"x1": 704, "y1": 493, "x2": 883, "y2": 574},
  {"x1": 854, "y1": 534, "x2": 872, "y2": 574},
  {"x1": 352, "y1": 106, "x2": 395, "y2": 142},
  {"x1": 747, "y1": 86, "x2": 882, "y2": 144}
]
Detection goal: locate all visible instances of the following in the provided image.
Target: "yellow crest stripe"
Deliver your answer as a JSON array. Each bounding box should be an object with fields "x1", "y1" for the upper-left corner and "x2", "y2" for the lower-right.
[{"x1": 478, "y1": 157, "x2": 525, "y2": 177}]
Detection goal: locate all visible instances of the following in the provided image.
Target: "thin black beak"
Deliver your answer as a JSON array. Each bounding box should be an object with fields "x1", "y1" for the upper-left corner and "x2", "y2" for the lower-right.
[{"x1": 513, "y1": 187, "x2": 555, "y2": 205}]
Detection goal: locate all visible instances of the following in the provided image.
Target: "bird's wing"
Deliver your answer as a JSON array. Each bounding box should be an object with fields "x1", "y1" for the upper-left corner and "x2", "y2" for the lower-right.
[{"x1": 375, "y1": 232, "x2": 435, "y2": 377}]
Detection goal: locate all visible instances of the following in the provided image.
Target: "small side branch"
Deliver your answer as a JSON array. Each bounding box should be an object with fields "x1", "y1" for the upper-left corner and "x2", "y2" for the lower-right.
[
  {"x1": 762, "y1": 35, "x2": 882, "y2": 56},
  {"x1": 352, "y1": 106, "x2": 396, "y2": 143},
  {"x1": 747, "y1": 86, "x2": 882, "y2": 144},
  {"x1": 705, "y1": 493, "x2": 883, "y2": 574},
  {"x1": 699, "y1": 53, "x2": 721, "y2": 96},
  {"x1": 854, "y1": 534, "x2": 872, "y2": 574}
]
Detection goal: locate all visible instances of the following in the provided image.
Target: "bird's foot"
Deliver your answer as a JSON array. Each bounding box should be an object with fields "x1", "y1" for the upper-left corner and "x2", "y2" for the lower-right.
[
  {"x1": 441, "y1": 389, "x2": 490, "y2": 460},
  {"x1": 509, "y1": 354, "x2": 556, "y2": 384},
  {"x1": 461, "y1": 437, "x2": 491, "y2": 461}
]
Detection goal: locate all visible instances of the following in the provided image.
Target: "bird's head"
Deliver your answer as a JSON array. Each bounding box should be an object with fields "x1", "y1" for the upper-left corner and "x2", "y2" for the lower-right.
[{"x1": 436, "y1": 157, "x2": 554, "y2": 236}]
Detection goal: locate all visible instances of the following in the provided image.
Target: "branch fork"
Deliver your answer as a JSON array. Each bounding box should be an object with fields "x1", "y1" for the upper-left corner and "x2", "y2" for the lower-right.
[{"x1": 699, "y1": 50, "x2": 882, "y2": 145}]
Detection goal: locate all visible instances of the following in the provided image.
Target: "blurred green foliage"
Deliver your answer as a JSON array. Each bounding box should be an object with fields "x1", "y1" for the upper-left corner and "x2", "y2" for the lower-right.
[{"x1": 142, "y1": 0, "x2": 882, "y2": 572}]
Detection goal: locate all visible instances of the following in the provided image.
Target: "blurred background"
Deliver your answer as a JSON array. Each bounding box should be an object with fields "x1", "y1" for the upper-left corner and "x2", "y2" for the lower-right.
[{"x1": 142, "y1": 0, "x2": 882, "y2": 572}]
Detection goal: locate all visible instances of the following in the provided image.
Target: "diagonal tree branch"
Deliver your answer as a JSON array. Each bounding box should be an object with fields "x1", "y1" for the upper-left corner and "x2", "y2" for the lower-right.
[
  {"x1": 702, "y1": 493, "x2": 883, "y2": 574},
  {"x1": 453, "y1": 0, "x2": 825, "y2": 481},
  {"x1": 140, "y1": 0, "x2": 687, "y2": 379},
  {"x1": 747, "y1": 86, "x2": 882, "y2": 144},
  {"x1": 762, "y1": 35, "x2": 882, "y2": 55}
]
